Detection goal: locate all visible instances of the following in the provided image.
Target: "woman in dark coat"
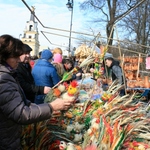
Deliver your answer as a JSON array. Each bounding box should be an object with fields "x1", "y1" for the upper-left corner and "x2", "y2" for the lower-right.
[
  {"x1": 0, "y1": 34, "x2": 73, "y2": 150},
  {"x1": 104, "y1": 53, "x2": 125, "y2": 96},
  {"x1": 17, "y1": 44, "x2": 50, "y2": 103}
]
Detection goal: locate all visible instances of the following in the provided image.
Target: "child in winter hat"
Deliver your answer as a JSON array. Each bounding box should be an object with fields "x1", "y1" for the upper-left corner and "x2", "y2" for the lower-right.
[
  {"x1": 53, "y1": 53, "x2": 63, "y2": 63},
  {"x1": 52, "y1": 53, "x2": 64, "y2": 78}
]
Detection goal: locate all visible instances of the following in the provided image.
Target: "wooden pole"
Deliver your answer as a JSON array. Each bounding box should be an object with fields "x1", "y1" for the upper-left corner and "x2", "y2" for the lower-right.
[
  {"x1": 115, "y1": 26, "x2": 127, "y2": 95},
  {"x1": 136, "y1": 53, "x2": 141, "y2": 79}
]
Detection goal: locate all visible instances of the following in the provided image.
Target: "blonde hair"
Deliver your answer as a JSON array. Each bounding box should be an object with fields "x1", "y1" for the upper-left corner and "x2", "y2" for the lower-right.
[
  {"x1": 53, "y1": 63, "x2": 64, "y2": 77},
  {"x1": 52, "y1": 47, "x2": 62, "y2": 55}
]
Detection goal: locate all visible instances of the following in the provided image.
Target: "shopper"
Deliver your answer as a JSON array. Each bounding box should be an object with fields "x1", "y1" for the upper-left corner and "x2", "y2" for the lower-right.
[
  {"x1": 61, "y1": 58, "x2": 83, "y2": 81},
  {"x1": 52, "y1": 57, "x2": 74, "y2": 81},
  {"x1": 62, "y1": 58, "x2": 74, "y2": 72},
  {"x1": 17, "y1": 44, "x2": 50, "y2": 103},
  {"x1": 104, "y1": 52, "x2": 125, "y2": 96},
  {"x1": 72, "y1": 60, "x2": 83, "y2": 81},
  {"x1": 52, "y1": 53, "x2": 64, "y2": 78},
  {"x1": 0, "y1": 34, "x2": 73, "y2": 150},
  {"x1": 32, "y1": 49, "x2": 60, "y2": 104},
  {"x1": 53, "y1": 53, "x2": 63, "y2": 63}
]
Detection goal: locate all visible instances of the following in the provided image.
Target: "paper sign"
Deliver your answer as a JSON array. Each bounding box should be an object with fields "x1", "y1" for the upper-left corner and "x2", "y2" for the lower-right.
[{"x1": 146, "y1": 57, "x2": 150, "y2": 69}]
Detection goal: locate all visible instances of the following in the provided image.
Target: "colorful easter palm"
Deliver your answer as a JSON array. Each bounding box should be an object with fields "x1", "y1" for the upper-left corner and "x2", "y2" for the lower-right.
[{"x1": 52, "y1": 55, "x2": 94, "y2": 89}]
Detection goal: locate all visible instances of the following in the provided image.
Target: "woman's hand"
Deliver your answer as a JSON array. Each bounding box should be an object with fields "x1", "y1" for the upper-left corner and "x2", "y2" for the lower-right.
[{"x1": 49, "y1": 98, "x2": 73, "y2": 111}]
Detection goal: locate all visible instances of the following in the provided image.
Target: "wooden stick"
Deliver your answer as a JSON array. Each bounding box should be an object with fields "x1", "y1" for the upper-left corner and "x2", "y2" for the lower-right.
[
  {"x1": 136, "y1": 53, "x2": 141, "y2": 79},
  {"x1": 122, "y1": 54, "x2": 127, "y2": 95},
  {"x1": 115, "y1": 26, "x2": 127, "y2": 95}
]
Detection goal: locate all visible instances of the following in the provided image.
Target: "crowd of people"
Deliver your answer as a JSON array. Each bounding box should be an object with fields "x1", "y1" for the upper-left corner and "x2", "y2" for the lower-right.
[
  {"x1": 0, "y1": 34, "x2": 74, "y2": 150},
  {"x1": 0, "y1": 34, "x2": 126, "y2": 149}
]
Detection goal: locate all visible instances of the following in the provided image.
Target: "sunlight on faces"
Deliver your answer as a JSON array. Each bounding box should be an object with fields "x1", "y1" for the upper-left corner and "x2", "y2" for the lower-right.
[
  {"x1": 105, "y1": 59, "x2": 112, "y2": 67},
  {"x1": 6, "y1": 57, "x2": 21, "y2": 69},
  {"x1": 66, "y1": 63, "x2": 72, "y2": 70},
  {"x1": 19, "y1": 52, "x2": 31, "y2": 63}
]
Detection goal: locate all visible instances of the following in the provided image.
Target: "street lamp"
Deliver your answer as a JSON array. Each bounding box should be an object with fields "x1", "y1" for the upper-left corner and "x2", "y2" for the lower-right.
[{"x1": 66, "y1": 0, "x2": 73, "y2": 56}]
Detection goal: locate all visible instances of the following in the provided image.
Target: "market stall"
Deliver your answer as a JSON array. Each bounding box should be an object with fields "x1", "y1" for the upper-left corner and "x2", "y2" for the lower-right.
[
  {"x1": 21, "y1": 80, "x2": 150, "y2": 150},
  {"x1": 21, "y1": 54, "x2": 150, "y2": 150},
  {"x1": 120, "y1": 53, "x2": 150, "y2": 103}
]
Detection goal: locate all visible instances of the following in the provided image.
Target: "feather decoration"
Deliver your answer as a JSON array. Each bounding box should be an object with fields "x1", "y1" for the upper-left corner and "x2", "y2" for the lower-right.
[
  {"x1": 99, "y1": 45, "x2": 108, "y2": 63},
  {"x1": 62, "y1": 72, "x2": 73, "y2": 82}
]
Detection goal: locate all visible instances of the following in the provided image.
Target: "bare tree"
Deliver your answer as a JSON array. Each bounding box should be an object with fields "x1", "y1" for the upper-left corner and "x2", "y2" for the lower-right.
[
  {"x1": 79, "y1": 0, "x2": 144, "y2": 46},
  {"x1": 121, "y1": 0, "x2": 150, "y2": 53}
]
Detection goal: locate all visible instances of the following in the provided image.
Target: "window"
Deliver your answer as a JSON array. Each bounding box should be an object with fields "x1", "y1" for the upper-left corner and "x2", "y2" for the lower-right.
[{"x1": 29, "y1": 25, "x2": 33, "y2": 31}]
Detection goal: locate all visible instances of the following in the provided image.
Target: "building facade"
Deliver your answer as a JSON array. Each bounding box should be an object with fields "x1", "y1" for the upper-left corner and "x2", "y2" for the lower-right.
[{"x1": 21, "y1": 6, "x2": 40, "y2": 56}]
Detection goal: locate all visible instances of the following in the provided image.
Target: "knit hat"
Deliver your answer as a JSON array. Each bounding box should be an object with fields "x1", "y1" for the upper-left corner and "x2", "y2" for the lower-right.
[
  {"x1": 41, "y1": 49, "x2": 53, "y2": 60},
  {"x1": 53, "y1": 53, "x2": 63, "y2": 63},
  {"x1": 104, "y1": 52, "x2": 113, "y2": 60},
  {"x1": 23, "y1": 44, "x2": 32, "y2": 52}
]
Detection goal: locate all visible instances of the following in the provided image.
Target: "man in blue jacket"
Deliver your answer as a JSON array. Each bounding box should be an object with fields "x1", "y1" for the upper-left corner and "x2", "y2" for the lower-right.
[{"x1": 32, "y1": 49, "x2": 60, "y2": 104}]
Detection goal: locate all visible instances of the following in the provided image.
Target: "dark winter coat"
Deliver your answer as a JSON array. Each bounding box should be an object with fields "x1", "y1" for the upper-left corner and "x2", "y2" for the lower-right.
[
  {"x1": 110, "y1": 60, "x2": 124, "y2": 84},
  {"x1": 0, "y1": 64, "x2": 52, "y2": 150},
  {"x1": 17, "y1": 63, "x2": 44, "y2": 102}
]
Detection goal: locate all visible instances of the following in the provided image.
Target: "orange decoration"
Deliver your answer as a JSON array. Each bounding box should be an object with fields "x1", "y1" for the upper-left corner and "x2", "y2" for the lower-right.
[{"x1": 53, "y1": 88, "x2": 61, "y2": 97}]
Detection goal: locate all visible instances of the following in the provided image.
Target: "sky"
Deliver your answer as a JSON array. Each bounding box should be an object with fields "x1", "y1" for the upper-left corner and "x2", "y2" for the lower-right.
[{"x1": 0, "y1": 0, "x2": 103, "y2": 50}]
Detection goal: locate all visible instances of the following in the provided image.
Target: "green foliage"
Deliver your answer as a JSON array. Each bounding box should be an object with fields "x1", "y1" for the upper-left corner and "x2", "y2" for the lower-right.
[
  {"x1": 44, "y1": 90, "x2": 56, "y2": 103},
  {"x1": 84, "y1": 116, "x2": 91, "y2": 129}
]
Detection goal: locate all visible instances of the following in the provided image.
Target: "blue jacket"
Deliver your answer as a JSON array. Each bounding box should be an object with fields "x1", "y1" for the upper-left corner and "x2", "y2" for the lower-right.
[{"x1": 32, "y1": 59, "x2": 60, "y2": 87}]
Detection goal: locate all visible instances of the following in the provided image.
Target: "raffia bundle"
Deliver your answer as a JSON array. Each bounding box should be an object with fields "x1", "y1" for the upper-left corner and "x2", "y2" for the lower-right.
[{"x1": 75, "y1": 44, "x2": 100, "y2": 62}]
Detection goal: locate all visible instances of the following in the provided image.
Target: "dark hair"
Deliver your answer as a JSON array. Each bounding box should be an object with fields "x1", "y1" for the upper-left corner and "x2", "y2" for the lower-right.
[
  {"x1": 23, "y1": 44, "x2": 32, "y2": 53},
  {"x1": 0, "y1": 34, "x2": 24, "y2": 64},
  {"x1": 39, "y1": 51, "x2": 42, "y2": 56},
  {"x1": 62, "y1": 58, "x2": 73, "y2": 65},
  {"x1": 31, "y1": 55, "x2": 38, "y2": 60},
  {"x1": 105, "y1": 57, "x2": 114, "y2": 61},
  {"x1": 62, "y1": 58, "x2": 74, "y2": 71}
]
